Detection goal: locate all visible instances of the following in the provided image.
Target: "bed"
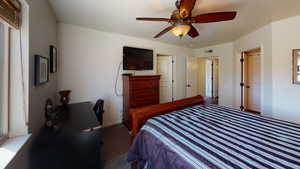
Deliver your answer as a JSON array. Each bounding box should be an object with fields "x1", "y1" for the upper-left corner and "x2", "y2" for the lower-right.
[{"x1": 127, "y1": 96, "x2": 300, "y2": 169}]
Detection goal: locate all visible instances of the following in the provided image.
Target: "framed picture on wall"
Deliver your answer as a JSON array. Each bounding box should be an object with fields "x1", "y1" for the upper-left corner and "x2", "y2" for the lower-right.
[
  {"x1": 35, "y1": 55, "x2": 49, "y2": 85},
  {"x1": 50, "y1": 45, "x2": 57, "y2": 73},
  {"x1": 293, "y1": 49, "x2": 300, "y2": 84}
]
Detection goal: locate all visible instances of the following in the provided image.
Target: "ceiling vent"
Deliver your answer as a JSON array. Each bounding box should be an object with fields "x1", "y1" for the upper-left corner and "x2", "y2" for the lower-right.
[{"x1": 205, "y1": 49, "x2": 213, "y2": 53}]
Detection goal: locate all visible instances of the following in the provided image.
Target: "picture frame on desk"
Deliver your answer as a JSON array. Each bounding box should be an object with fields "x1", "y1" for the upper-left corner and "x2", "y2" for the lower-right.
[
  {"x1": 50, "y1": 45, "x2": 58, "y2": 73},
  {"x1": 35, "y1": 55, "x2": 49, "y2": 86}
]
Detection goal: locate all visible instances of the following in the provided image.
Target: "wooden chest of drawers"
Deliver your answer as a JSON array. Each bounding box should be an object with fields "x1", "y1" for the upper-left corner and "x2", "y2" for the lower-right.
[{"x1": 122, "y1": 75, "x2": 160, "y2": 130}]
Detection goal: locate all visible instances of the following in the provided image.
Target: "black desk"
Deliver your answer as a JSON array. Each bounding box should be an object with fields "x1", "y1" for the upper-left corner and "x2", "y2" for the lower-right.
[
  {"x1": 5, "y1": 102, "x2": 102, "y2": 169},
  {"x1": 58, "y1": 102, "x2": 100, "y2": 131}
]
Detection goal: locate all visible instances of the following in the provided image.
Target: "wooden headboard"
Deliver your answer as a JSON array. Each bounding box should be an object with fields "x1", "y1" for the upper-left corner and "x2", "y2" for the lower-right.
[{"x1": 130, "y1": 95, "x2": 205, "y2": 139}]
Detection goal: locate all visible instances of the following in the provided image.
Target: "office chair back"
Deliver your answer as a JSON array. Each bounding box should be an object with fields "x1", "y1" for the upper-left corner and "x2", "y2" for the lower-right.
[{"x1": 93, "y1": 99, "x2": 104, "y2": 125}]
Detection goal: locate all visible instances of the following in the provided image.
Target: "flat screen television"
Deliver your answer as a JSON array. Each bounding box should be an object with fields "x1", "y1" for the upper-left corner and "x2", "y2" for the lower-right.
[{"x1": 123, "y1": 46, "x2": 153, "y2": 70}]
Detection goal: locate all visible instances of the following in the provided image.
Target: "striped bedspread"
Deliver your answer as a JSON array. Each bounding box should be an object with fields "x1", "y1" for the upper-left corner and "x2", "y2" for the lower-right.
[{"x1": 127, "y1": 104, "x2": 300, "y2": 169}]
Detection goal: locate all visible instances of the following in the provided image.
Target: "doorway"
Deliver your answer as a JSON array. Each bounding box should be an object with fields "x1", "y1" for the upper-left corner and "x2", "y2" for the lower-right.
[
  {"x1": 205, "y1": 58, "x2": 219, "y2": 100},
  {"x1": 186, "y1": 56, "x2": 219, "y2": 104},
  {"x1": 157, "y1": 55, "x2": 174, "y2": 103},
  {"x1": 242, "y1": 49, "x2": 261, "y2": 113}
]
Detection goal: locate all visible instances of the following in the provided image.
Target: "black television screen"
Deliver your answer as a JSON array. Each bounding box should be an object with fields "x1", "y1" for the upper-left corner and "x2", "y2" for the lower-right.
[{"x1": 123, "y1": 47, "x2": 153, "y2": 70}]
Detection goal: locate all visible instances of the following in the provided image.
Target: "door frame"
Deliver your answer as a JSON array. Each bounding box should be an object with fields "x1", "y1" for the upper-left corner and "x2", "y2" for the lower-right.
[
  {"x1": 186, "y1": 56, "x2": 220, "y2": 99},
  {"x1": 201, "y1": 57, "x2": 219, "y2": 99},
  {"x1": 240, "y1": 48, "x2": 262, "y2": 113},
  {"x1": 205, "y1": 59, "x2": 213, "y2": 98},
  {"x1": 157, "y1": 54, "x2": 174, "y2": 102},
  {"x1": 211, "y1": 57, "x2": 219, "y2": 99},
  {"x1": 209, "y1": 57, "x2": 219, "y2": 99}
]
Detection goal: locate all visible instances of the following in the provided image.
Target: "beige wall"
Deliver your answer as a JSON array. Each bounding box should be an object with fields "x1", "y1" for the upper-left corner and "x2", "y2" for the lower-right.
[
  {"x1": 233, "y1": 24, "x2": 273, "y2": 117},
  {"x1": 25, "y1": 1, "x2": 300, "y2": 128},
  {"x1": 193, "y1": 26, "x2": 273, "y2": 117},
  {"x1": 57, "y1": 23, "x2": 191, "y2": 126},
  {"x1": 193, "y1": 14, "x2": 300, "y2": 124},
  {"x1": 193, "y1": 43, "x2": 235, "y2": 107},
  {"x1": 272, "y1": 15, "x2": 300, "y2": 124},
  {"x1": 27, "y1": 0, "x2": 58, "y2": 133}
]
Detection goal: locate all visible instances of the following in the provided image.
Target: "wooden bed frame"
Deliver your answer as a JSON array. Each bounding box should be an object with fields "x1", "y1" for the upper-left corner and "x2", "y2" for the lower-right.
[
  {"x1": 130, "y1": 95, "x2": 205, "y2": 139},
  {"x1": 130, "y1": 96, "x2": 204, "y2": 169}
]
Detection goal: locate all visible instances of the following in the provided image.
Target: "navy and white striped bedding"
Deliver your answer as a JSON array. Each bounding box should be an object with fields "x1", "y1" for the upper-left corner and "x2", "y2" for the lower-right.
[{"x1": 128, "y1": 104, "x2": 300, "y2": 169}]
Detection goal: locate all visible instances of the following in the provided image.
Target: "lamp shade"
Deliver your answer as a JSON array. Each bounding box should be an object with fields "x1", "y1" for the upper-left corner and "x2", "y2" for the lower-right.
[{"x1": 171, "y1": 25, "x2": 191, "y2": 37}]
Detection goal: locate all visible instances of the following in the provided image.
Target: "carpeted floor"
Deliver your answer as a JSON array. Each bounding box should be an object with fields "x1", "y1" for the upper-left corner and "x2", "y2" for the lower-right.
[
  {"x1": 101, "y1": 124, "x2": 131, "y2": 169},
  {"x1": 104, "y1": 153, "x2": 131, "y2": 169}
]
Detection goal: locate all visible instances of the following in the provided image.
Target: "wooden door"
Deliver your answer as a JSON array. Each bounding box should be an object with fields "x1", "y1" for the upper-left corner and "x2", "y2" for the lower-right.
[
  {"x1": 157, "y1": 56, "x2": 173, "y2": 103},
  {"x1": 245, "y1": 50, "x2": 261, "y2": 112},
  {"x1": 186, "y1": 56, "x2": 199, "y2": 97}
]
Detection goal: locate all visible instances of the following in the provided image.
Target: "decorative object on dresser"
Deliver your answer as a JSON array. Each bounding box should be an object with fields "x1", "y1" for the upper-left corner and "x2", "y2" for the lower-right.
[
  {"x1": 59, "y1": 90, "x2": 72, "y2": 106},
  {"x1": 50, "y1": 45, "x2": 58, "y2": 73},
  {"x1": 122, "y1": 75, "x2": 160, "y2": 130}
]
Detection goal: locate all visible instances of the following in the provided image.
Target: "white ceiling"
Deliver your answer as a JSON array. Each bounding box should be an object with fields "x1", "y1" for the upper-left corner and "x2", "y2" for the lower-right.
[{"x1": 48, "y1": 0, "x2": 300, "y2": 48}]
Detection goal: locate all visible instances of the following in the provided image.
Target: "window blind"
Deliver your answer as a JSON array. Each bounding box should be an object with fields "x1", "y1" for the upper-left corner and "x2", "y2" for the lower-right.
[{"x1": 0, "y1": 0, "x2": 21, "y2": 29}]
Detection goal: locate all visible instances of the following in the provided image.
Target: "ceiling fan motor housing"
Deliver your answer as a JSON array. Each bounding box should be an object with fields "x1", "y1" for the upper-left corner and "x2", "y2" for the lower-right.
[
  {"x1": 171, "y1": 10, "x2": 181, "y2": 20},
  {"x1": 179, "y1": 0, "x2": 196, "y2": 18},
  {"x1": 171, "y1": 10, "x2": 192, "y2": 25}
]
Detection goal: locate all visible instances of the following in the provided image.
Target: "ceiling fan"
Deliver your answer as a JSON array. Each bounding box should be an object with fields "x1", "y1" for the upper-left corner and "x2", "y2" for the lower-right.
[{"x1": 136, "y1": 0, "x2": 237, "y2": 38}]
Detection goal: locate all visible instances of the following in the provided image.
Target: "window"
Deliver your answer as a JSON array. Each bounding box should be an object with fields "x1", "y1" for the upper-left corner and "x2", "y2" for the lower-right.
[
  {"x1": 0, "y1": 21, "x2": 10, "y2": 144},
  {"x1": 0, "y1": 0, "x2": 28, "y2": 143}
]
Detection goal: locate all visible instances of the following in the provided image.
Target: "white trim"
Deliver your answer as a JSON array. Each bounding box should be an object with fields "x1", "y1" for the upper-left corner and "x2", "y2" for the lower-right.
[
  {"x1": 0, "y1": 134, "x2": 31, "y2": 169},
  {"x1": 259, "y1": 44, "x2": 265, "y2": 115},
  {"x1": 241, "y1": 45, "x2": 264, "y2": 114},
  {"x1": 0, "y1": 18, "x2": 13, "y2": 29},
  {"x1": 7, "y1": 0, "x2": 29, "y2": 137},
  {"x1": 0, "y1": 20, "x2": 10, "y2": 138},
  {"x1": 3, "y1": 24, "x2": 9, "y2": 136},
  {"x1": 171, "y1": 56, "x2": 175, "y2": 100},
  {"x1": 0, "y1": 0, "x2": 30, "y2": 138},
  {"x1": 20, "y1": 0, "x2": 29, "y2": 126}
]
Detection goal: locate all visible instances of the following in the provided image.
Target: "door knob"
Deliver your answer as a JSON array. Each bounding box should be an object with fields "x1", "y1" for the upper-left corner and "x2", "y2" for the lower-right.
[{"x1": 186, "y1": 84, "x2": 191, "y2": 87}]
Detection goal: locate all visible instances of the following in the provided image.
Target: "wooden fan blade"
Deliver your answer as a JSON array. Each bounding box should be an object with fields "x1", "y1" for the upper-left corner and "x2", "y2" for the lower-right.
[
  {"x1": 192, "y1": 12, "x2": 237, "y2": 23},
  {"x1": 136, "y1": 18, "x2": 171, "y2": 22},
  {"x1": 188, "y1": 25, "x2": 199, "y2": 38},
  {"x1": 179, "y1": 0, "x2": 196, "y2": 18},
  {"x1": 154, "y1": 26, "x2": 175, "y2": 38}
]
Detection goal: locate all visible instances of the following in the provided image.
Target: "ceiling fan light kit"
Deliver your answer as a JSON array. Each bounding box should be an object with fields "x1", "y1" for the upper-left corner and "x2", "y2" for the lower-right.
[
  {"x1": 172, "y1": 24, "x2": 191, "y2": 37},
  {"x1": 136, "y1": 0, "x2": 237, "y2": 39}
]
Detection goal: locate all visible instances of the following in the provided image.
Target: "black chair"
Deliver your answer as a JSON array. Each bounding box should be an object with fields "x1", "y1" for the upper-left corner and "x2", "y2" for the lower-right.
[{"x1": 93, "y1": 99, "x2": 104, "y2": 125}]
